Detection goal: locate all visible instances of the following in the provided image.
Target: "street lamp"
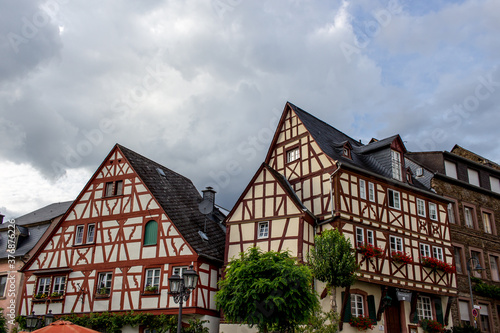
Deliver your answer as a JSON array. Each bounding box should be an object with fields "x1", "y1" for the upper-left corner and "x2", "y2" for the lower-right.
[
  {"x1": 26, "y1": 311, "x2": 38, "y2": 332},
  {"x1": 44, "y1": 310, "x2": 55, "y2": 326},
  {"x1": 26, "y1": 310, "x2": 55, "y2": 331},
  {"x1": 467, "y1": 257, "x2": 484, "y2": 328},
  {"x1": 169, "y1": 265, "x2": 199, "y2": 333}
]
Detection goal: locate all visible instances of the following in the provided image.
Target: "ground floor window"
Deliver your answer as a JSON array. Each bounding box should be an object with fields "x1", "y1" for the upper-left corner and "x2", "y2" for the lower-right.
[
  {"x1": 417, "y1": 296, "x2": 433, "y2": 320},
  {"x1": 459, "y1": 300, "x2": 471, "y2": 326},
  {"x1": 351, "y1": 293, "x2": 364, "y2": 317}
]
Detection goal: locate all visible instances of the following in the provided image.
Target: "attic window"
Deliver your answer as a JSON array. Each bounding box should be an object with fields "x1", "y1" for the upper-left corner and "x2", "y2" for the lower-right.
[
  {"x1": 286, "y1": 147, "x2": 300, "y2": 163},
  {"x1": 391, "y1": 150, "x2": 403, "y2": 181},
  {"x1": 406, "y1": 167, "x2": 413, "y2": 184},
  {"x1": 156, "y1": 168, "x2": 166, "y2": 177},
  {"x1": 105, "y1": 180, "x2": 123, "y2": 197},
  {"x1": 198, "y1": 230, "x2": 209, "y2": 241}
]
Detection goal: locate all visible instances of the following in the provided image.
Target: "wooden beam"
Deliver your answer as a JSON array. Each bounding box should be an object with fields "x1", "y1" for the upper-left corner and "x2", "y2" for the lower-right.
[{"x1": 444, "y1": 296, "x2": 454, "y2": 326}]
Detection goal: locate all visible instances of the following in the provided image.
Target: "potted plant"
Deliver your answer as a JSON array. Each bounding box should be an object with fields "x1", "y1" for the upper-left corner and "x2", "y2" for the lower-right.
[
  {"x1": 421, "y1": 257, "x2": 455, "y2": 273},
  {"x1": 349, "y1": 315, "x2": 374, "y2": 331},
  {"x1": 358, "y1": 243, "x2": 384, "y2": 259},
  {"x1": 50, "y1": 292, "x2": 63, "y2": 299},
  {"x1": 95, "y1": 287, "x2": 109, "y2": 298},
  {"x1": 391, "y1": 251, "x2": 413, "y2": 265},
  {"x1": 420, "y1": 319, "x2": 445, "y2": 333},
  {"x1": 144, "y1": 285, "x2": 158, "y2": 294},
  {"x1": 34, "y1": 293, "x2": 47, "y2": 300}
]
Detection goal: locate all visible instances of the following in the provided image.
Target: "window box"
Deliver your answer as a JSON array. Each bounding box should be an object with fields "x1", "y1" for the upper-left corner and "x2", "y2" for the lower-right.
[
  {"x1": 95, "y1": 291, "x2": 110, "y2": 299},
  {"x1": 419, "y1": 319, "x2": 444, "y2": 333},
  {"x1": 349, "y1": 315, "x2": 374, "y2": 331},
  {"x1": 358, "y1": 243, "x2": 384, "y2": 259},
  {"x1": 49, "y1": 292, "x2": 64, "y2": 301},
  {"x1": 421, "y1": 257, "x2": 455, "y2": 273},
  {"x1": 32, "y1": 293, "x2": 48, "y2": 303},
  {"x1": 391, "y1": 251, "x2": 413, "y2": 265},
  {"x1": 143, "y1": 286, "x2": 159, "y2": 294}
]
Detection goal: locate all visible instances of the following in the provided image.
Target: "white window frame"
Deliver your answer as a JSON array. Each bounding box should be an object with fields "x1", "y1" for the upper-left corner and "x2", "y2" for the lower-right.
[
  {"x1": 464, "y1": 206, "x2": 474, "y2": 228},
  {"x1": 390, "y1": 236, "x2": 403, "y2": 253},
  {"x1": 489, "y1": 255, "x2": 500, "y2": 282},
  {"x1": 98, "y1": 272, "x2": 113, "y2": 294},
  {"x1": 448, "y1": 203, "x2": 456, "y2": 224},
  {"x1": 37, "y1": 277, "x2": 51, "y2": 295},
  {"x1": 433, "y1": 246, "x2": 444, "y2": 261},
  {"x1": 359, "y1": 179, "x2": 366, "y2": 199},
  {"x1": 351, "y1": 294, "x2": 365, "y2": 318},
  {"x1": 367, "y1": 230, "x2": 374, "y2": 246},
  {"x1": 145, "y1": 268, "x2": 161, "y2": 290},
  {"x1": 258, "y1": 221, "x2": 269, "y2": 239},
  {"x1": 388, "y1": 189, "x2": 401, "y2": 210},
  {"x1": 391, "y1": 150, "x2": 402, "y2": 181},
  {"x1": 483, "y1": 212, "x2": 493, "y2": 234},
  {"x1": 87, "y1": 223, "x2": 96, "y2": 243},
  {"x1": 356, "y1": 227, "x2": 364, "y2": 247},
  {"x1": 417, "y1": 198, "x2": 426, "y2": 217},
  {"x1": 52, "y1": 276, "x2": 66, "y2": 294},
  {"x1": 429, "y1": 202, "x2": 438, "y2": 221},
  {"x1": 490, "y1": 176, "x2": 500, "y2": 193},
  {"x1": 75, "y1": 225, "x2": 84, "y2": 245},
  {"x1": 286, "y1": 147, "x2": 300, "y2": 163},
  {"x1": 444, "y1": 160, "x2": 458, "y2": 179},
  {"x1": 0, "y1": 275, "x2": 7, "y2": 298},
  {"x1": 420, "y1": 243, "x2": 431, "y2": 258},
  {"x1": 173, "y1": 267, "x2": 188, "y2": 277},
  {"x1": 368, "y1": 182, "x2": 375, "y2": 202},
  {"x1": 417, "y1": 296, "x2": 433, "y2": 320}
]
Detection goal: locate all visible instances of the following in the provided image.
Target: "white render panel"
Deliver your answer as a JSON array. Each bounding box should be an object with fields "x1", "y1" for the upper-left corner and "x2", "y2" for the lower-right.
[
  {"x1": 142, "y1": 246, "x2": 156, "y2": 259},
  {"x1": 210, "y1": 269, "x2": 218, "y2": 289},
  {"x1": 127, "y1": 243, "x2": 141, "y2": 260}
]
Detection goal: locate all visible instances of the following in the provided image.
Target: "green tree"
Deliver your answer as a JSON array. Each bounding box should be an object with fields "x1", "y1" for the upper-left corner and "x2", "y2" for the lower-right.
[
  {"x1": 0, "y1": 309, "x2": 7, "y2": 333},
  {"x1": 307, "y1": 228, "x2": 358, "y2": 312},
  {"x1": 216, "y1": 247, "x2": 319, "y2": 332}
]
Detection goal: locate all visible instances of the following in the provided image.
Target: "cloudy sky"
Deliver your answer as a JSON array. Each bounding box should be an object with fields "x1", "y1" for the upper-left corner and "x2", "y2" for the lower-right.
[{"x1": 1, "y1": 0, "x2": 499, "y2": 220}]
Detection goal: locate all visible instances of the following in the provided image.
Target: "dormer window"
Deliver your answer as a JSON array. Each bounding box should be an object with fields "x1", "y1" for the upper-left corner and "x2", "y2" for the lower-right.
[
  {"x1": 342, "y1": 142, "x2": 352, "y2": 159},
  {"x1": 391, "y1": 150, "x2": 402, "y2": 181},
  {"x1": 406, "y1": 167, "x2": 413, "y2": 184}
]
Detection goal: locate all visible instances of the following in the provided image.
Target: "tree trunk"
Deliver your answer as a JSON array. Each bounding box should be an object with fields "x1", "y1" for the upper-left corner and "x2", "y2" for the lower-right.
[{"x1": 330, "y1": 285, "x2": 337, "y2": 313}]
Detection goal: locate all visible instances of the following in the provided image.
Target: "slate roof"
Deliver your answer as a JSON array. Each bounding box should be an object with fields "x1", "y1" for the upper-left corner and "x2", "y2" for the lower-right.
[
  {"x1": 0, "y1": 202, "x2": 71, "y2": 259},
  {"x1": 287, "y1": 102, "x2": 430, "y2": 191},
  {"x1": 117, "y1": 145, "x2": 226, "y2": 261}
]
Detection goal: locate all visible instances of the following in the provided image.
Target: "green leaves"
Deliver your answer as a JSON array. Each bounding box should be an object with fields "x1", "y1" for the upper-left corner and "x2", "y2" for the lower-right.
[
  {"x1": 307, "y1": 229, "x2": 359, "y2": 289},
  {"x1": 216, "y1": 247, "x2": 319, "y2": 332}
]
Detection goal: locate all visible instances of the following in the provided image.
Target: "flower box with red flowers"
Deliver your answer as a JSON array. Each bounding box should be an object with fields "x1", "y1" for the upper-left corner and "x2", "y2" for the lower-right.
[
  {"x1": 420, "y1": 319, "x2": 445, "y2": 333},
  {"x1": 421, "y1": 256, "x2": 455, "y2": 273},
  {"x1": 349, "y1": 315, "x2": 375, "y2": 331},
  {"x1": 357, "y1": 243, "x2": 384, "y2": 259},
  {"x1": 391, "y1": 251, "x2": 413, "y2": 265}
]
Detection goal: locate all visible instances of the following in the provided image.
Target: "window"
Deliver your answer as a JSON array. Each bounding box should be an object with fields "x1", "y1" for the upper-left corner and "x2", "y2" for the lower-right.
[
  {"x1": 480, "y1": 304, "x2": 490, "y2": 332},
  {"x1": 286, "y1": 148, "x2": 300, "y2": 163},
  {"x1": 444, "y1": 161, "x2": 458, "y2": 179},
  {"x1": 490, "y1": 255, "x2": 500, "y2": 281},
  {"x1": 368, "y1": 183, "x2": 375, "y2": 202},
  {"x1": 87, "y1": 224, "x2": 96, "y2": 243},
  {"x1": 105, "y1": 180, "x2": 123, "y2": 197},
  {"x1": 0, "y1": 275, "x2": 7, "y2": 298},
  {"x1": 464, "y1": 206, "x2": 474, "y2": 228},
  {"x1": 482, "y1": 212, "x2": 493, "y2": 234},
  {"x1": 173, "y1": 267, "x2": 188, "y2": 277},
  {"x1": 37, "y1": 277, "x2": 51, "y2": 295},
  {"x1": 367, "y1": 230, "x2": 374, "y2": 246},
  {"x1": 145, "y1": 268, "x2": 161, "y2": 290},
  {"x1": 388, "y1": 189, "x2": 400, "y2": 209},
  {"x1": 359, "y1": 179, "x2": 366, "y2": 199},
  {"x1": 417, "y1": 199, "x2": 426, "y2": 217},
  {"x1": 391, "y1": 150, "x2": 402, "y2": 181},
  {"x1": 468, "y1": 169, "x2": 480, "y2": 186},
  {"x1": 454, "y1": 247, "x2": 464, "y2": 274},
  {"x1": 429, "y1": 203, "x2": 438, "y2": 221},
  {"x1": 420, "y1": 244, "x2": 431, "y2": 258},
  {"x1": 258, "y1": 221, "x2": 269, "y2": 239},
  {"x1": 459, "y1": 300, "x2": 471, "y2": 326},
  {"x1": 75, "y1": 225, "x2": 84, "y2": 245},
  {"x1": 144, "y1": 220, "x2": 158, "y2": 246},
  {"x1": 356, "y1": 228, "x2": 364, "y2": 247},
  {"x1": 97, "y1": 272, "x2": 113, "y2": 294},
  {"x1": 490, "y1": 176, "x2": 500, "y2": 193},
  {"x1": 471, "y1": 251, "x2": 483, "y2": 278},
  {"x1": 433, "y1": 247, "x2": 444, "y2": 261},
  {"x1": 53, "y1": 276, "x2": 66, "y2": 294},
  {"x1": 390, "y1": 236, "x2": 403, "y2": 253},
  {"x1": 351, "y1": 294, "x2": 364, "y2": 317},
  {"x1": 417, "y1": 296, "x2": 433, "y2": 320},
  {"x1": 448, "y1": 203, "x2": 456, "y2": 224}
]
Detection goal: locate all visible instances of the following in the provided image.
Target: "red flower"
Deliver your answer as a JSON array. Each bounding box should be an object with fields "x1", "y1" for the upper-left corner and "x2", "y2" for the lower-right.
[
  {"x1": 350, "y1": 315, "x2": 374, "y2": 331},
  {"x1": 391, "y1": 251, "x2": 413, "y2": 264},
  {"x1": 358, "y1": 243, "x2": 384, "y2": 259},
  {"x1": 421, "y1": 257, "x2": 455, "y2": 273}
]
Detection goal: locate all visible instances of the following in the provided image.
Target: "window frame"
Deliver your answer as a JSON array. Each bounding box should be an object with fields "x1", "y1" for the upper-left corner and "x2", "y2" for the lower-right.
[
  {"x1": 470, "y1": 249, "x2": 486, "y2": 279},
  {"x1": 52, "y1": 276, "x2": 66, "y2": 294},
  {"x1": 144, "y1": 268, "x2": 161, "y2": 291},
  {"x1": 489, "y1": 254, "x2": 500, "y2": 282},
  {"x1": 37, "y1": 277, "x2": 51, "y2": 295},
  {"x1": 258, "y1": 221, "x2": 269, "y2": 239},
  {"x1": 75, "y1": 225, "x2": 85, "y2": 245},
  {"x1": 366, "y1": 230, "x2": 374, "y2": 246},
  {"x1": 388, "y1": 189, "x2": 401, "y2": 210},
  {"x1": 390, "y1": 236, "x2": 403, "y2": 253},
  {"x1": 391, "y1": 150, "x2": 402, "y2": 181},
  {"x1": 0, "y1": 275, "x2": 8, "y2": 298},
  {"x1": 428, "y1": 202, "x2": 438, "y2": 221},
  {"x1": 97, "y1": 272, "x2": 113, "y2": 295},
  {"x1": 480, "y1": 208, "x2": 495, "y2": 235},
  {"x1": 351, "y1": 293, "x2": 365, "y2": 318},
  {"x1": 417, "y1": 198, "x2": 426, "y2": 217},
  {"x1": 420, "y1": 243, "x2": 431, "y2": 258},
  {"x1": 479, "y1": 302, "x2": 492, "y2": 332},
  {"x1": 459, "y1": 299, "x2": 471, "y2": 326},
  {"x1": 433, "y1": 246, "x2": 444, "y2": 261},
  {"x1": 417, "y1": 296, "x2": 433, "y2": 321},
  {"x1": 104, "y1": 180, "x2": 124, "y2": 197},
  {"x1": 286, "y1": 147, "x2": 300, "y2": 163},
  {"x1": 86, "y1": 223, "x2": 96, "y2": 244},
  {"x1": 489, "y1": 176, "x2": 500, "y2": 193},
  {"x1": 463, "y1": 203, "x2": 477, "y2": 229},
  {"x1": 359, "y1": 179, "x2": 366, "y2": 200},
  {"x1": 444, "y1": 160, "x2": 458, "y2": 179},
  {"x1": 172, "y1": 266, "x2": 188, "y2": 277},
  {"x1": 368, "y1": 182, "x2": 375, "y2": 202},
  {"x1": 467, "y1": 168, "x2": 480, "y2": 187},
  {"x1": 454, "y1": 245, "x2": 465, "y2": 275},
  {"x1": 356, "y1": 227, "x2": 364, "y2": 247}
]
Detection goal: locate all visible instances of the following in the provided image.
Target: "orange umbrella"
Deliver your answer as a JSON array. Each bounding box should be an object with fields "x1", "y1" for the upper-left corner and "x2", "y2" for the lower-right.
[{"x1": 31, "y1": 321, "x2": 100, "y2": 333}]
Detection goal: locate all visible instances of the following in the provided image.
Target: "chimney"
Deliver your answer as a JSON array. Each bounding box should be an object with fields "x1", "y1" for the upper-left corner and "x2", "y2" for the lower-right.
[
  {"x1": 0, "y1": 214, "x2": 4, "y2": 224},
  {"x1": 202, "y1": 187, "x2": 216, "y2": 207}
]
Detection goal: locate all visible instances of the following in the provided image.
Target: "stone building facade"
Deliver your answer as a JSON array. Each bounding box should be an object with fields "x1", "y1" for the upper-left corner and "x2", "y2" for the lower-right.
[{"x1": 409, "y1": 145, "x2": 500, "y2": 332}]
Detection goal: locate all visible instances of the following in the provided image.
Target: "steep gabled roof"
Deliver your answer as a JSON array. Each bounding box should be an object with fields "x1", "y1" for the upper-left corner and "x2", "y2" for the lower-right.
[
  {"x1": 117, "y1": 145, "x2": 226, "y2": 261},
  {"x1": 5, "y1": 201, "x2": 73, "y2": 227}
]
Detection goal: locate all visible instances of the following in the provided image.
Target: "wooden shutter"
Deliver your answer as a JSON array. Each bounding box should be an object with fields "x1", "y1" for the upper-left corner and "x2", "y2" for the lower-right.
[
  {"x1": 368, "y1": 295, "x2": 377, "y2": 324},
  {"x1": 144, "y1": 220, "x2": 158, "y2": 245},
  {"x1": 341, "y1": 292, "x2": 352, "y2": 322},
  {"x1": 434, "y1": 298, "x2": 444, "y2": 324}
]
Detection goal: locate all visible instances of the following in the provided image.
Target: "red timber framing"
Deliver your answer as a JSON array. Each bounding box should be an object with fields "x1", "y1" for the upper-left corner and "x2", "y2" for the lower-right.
[{"x1": 20, "y1": 145, "x2": 222, "y2": 322}]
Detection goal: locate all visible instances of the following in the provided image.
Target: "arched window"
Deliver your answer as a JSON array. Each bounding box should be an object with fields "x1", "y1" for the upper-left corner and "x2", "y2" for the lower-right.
[{"x1": 144, "y1": 220, "x2": 158, "y2": 246}]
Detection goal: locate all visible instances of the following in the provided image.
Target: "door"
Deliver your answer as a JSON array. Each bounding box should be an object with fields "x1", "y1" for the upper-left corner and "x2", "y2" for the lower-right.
[{"x1": 385, "y1": 301, "x2": 401, "y2": 333}]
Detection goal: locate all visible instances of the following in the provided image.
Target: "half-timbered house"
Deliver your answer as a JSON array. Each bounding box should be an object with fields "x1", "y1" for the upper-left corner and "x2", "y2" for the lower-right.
[
  {"x1": 19, "y1": 144, "x2": 226, "y2": 332},
  {"x1": 222, "y1": 102, "x2": 457, "y2": 333}
]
